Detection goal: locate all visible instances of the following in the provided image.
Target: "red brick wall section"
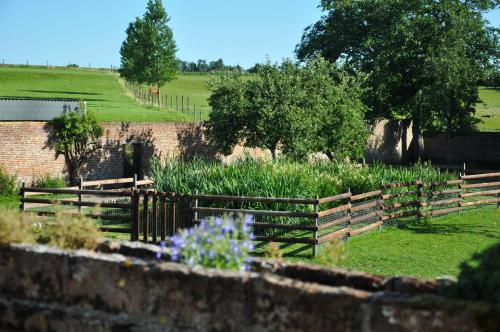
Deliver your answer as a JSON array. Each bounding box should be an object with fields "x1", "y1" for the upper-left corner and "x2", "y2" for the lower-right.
[{"x1": 0, "y1": 121, "x2": 270, "y2": 184}]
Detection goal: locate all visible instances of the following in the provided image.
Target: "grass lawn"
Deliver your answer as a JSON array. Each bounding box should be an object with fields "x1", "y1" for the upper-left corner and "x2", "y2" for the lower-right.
[
  {"x1": 0, "y1": 196, "x2": 19, "y2": 210},
  {"x1": 287, "y1": 206, "x2": 500, "y2": 278},
  {"x1": 476, "y1": 86, "x2": 500, "y2": 132},
  {"x1": 0, "y1": 66, "x2": 201, "y2": 122}
]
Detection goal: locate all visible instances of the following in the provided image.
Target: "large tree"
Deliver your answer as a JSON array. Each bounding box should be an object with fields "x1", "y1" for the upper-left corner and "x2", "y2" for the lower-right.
[
  {"x1": 120, "y1": 0, "x2": 177, "y2": 88},
  {"x1": 297, "y1": 0, "x2": 499, "y2": 159},
  {"x1": 205, "y1": 58, "x2": 368, "y2": 160}
]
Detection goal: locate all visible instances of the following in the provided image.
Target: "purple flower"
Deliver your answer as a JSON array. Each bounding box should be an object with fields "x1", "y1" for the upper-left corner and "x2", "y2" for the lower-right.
[{"x1": 244, "y1": 214, "x2": 253, "y2": 226}]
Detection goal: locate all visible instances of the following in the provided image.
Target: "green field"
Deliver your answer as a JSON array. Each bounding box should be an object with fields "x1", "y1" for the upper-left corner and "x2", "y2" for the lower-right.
[
  {"x1": 288, "y1": 206, "x2": 500, "y2": 278},
  {"x1": 0, "y1": 66, "x2": 211, "y2": 122},
  {"x1": 476, "y1": 86, "x2": 500, "y2": 132}
]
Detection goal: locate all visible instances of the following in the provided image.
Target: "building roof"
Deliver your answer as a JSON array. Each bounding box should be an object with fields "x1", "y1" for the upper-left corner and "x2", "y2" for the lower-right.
[{"x1": 0, "y1": 98, "x2": 82, "y2": 121}]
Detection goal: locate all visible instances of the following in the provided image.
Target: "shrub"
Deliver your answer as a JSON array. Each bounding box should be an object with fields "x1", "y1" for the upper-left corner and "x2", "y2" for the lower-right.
[
  {"x1": 0, "y1": 165, "x2": 17, "y2": 197},
  {"x1": 317, "y1": 238, "x2": 346, "y2": 267},
  {"x1": 264, "y1": 241, "x2": 283, "y2": 260},
  {"x1": 169, "y1": 214, "x2": 255, "y2": 271},
  {"x1": 0, "y1": 210, "x2": 37, "y2": 246},
  {"x1": 0, "y1": 209, "x2": 101, "y2": 250},
  {"x1": 37, "y1": 212, "x2": 101, "y2": 250},
  {"x1": 34, "y1": 174, "x2": 66, "y2": 188},
  {"x1": 445, "y1": 243, "x2": 500, "y2": 306}
]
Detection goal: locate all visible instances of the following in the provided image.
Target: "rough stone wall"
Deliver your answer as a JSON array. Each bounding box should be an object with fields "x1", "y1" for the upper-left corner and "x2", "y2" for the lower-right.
[
  {"x1": 0, "y1": 243, "x2": 498, "y2": 332},
  {"x1": 0, "y1": 120, "x2": 407, "y2": 184}
]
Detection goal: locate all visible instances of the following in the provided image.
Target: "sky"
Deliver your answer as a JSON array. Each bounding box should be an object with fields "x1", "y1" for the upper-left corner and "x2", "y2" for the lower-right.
[{"x1": 0, "y1": 0, "x2": 499, "y2": 69}]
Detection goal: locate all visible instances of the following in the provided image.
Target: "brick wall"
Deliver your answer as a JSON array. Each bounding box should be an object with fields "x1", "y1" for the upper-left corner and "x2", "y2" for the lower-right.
[
  {"x1": 0, "y1": 120, "x2": 404, "y2": 184},
  {"x1": 0, "y1": 121, "x2": 269, "y2": 183}
]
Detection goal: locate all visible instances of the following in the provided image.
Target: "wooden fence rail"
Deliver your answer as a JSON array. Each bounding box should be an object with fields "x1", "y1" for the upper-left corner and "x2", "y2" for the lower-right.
[{"x1": 20, "y1": 172, "x2": 500, "y2": 256}]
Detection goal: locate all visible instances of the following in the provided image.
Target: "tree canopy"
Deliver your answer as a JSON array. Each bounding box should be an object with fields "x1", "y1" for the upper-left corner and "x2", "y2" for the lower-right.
[
  {"x1": 46, "y1": 103, "x2": 104, "y2": 186},
  {"x1": 205, "y1": 58, "x2": 368, "y2": 161},
  {"x1": 296, "y1": 0, "x2": 499, "y2": 157},
  {"x1": 120, "y1": 0, "x2": 177, "y2": 88}
]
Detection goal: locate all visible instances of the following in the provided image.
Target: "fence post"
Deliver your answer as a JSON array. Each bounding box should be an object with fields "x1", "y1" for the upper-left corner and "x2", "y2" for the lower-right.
[
  {"x1": 459, "y1": 173, "x2": 464, "y2": 214},
  {"x1": 133, "y1": 173, "x2": 138, "y2": 190},
  {"x1": 152, "y1": 191, "x2": 158, "y2": 244},
  {"x1": 379, "y1": 184, "x2": 384, "y2": 230},
  {"x1": 143, "y1": 191, "x2": 150, "y2": 243},
  {"x1": 132, "y1": 190, "x2": 140, "y2": 241},
  {"x1": 78, "y1": 177, "x2": 83, "y2": 213},
  {"x1": 194, "y1": 189, "x2": 199, "y2": 224},
  {"x1": 346, "y1": 188, "x2": 352, "y2": 242},
  {"x1": 161, "y1": 192, "x2": 167, "y2": 241},
  {"x1": 20, "y1": 181, "x2": 26, "y2": 212},
  {"x1": 169, "y1": 192, "x2": 176, "y2": 236},
  {"x1": 416, "y1": 181, "x2": 423, "y2": 219},
  {"x1": 312, "y1": 195, "x2": 319, "y2": 257}
]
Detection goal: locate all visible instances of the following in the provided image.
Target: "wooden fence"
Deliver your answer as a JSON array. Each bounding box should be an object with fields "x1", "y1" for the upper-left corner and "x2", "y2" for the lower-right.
[{"x1": 21, "y1": 172, "x2": 500, "y2": 256}]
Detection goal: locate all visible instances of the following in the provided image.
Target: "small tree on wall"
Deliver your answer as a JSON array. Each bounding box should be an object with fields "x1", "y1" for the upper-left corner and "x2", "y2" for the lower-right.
[{"x1": 45, "y1": 103, "x2": 104, "y2": 186}]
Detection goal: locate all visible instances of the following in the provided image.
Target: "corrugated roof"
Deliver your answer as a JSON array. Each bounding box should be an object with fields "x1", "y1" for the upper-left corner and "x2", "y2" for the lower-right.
[{"x1": 0, "y1": 98, "x2": 82, "y2": 121}]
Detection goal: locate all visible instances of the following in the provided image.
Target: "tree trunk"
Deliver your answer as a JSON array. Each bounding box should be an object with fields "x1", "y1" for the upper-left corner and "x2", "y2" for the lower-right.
[
  {"x1": 270, "y1": 148, "x2": 277, "y2": 160},
  {"x1": 401, "y1": 119, "x2": 411, "y2": 164},
  {"x1": 325, "y1": 151, "x2": 335, "y2": 161},
  {"x1": 411, "y1": 117, "x2": 424, "y2": 162},
  {"x1": 66, "y1": 158, "x2": 80, "y2": 186}
]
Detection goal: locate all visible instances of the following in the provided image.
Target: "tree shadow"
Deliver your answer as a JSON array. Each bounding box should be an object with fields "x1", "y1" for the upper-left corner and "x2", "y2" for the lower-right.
[
  {"x1": 388, "y1": 215, "x2": 500, "y2": 241},
  {"x1": 176, "y1": 123, "x2": 218, "y2": 160},
  {"x1": 21, "y1": 89, "x2": 102, "y2": 96},
  {"x1": 43, "y1": 121, "x2": 158, "y2": 181},
  {"x1": 365, "y1": 120, "x2": 406, "y2": 163}
]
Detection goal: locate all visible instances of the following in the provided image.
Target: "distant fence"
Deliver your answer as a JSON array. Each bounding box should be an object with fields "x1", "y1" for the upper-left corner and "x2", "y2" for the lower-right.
[
  {"x1": 20, "y1": 176, "x2": 153, "y2": 238},
  {"x1": 20, "y1": 172, "x2": 500, "y2": 256},
  {"x1": 124, "y1": 81, "x2": 206, "y2": 122}
]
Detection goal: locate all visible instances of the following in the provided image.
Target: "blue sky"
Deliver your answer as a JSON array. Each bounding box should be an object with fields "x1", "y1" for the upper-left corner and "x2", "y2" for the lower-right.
[{"x1": 0, "y1": 1, "x2": 498, "y2": 69}]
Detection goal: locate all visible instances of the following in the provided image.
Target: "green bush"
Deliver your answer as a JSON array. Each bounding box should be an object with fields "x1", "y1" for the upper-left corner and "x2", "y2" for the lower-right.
[
  {"x1": 0, "y1": 211, "x2": 37, "y2": 245},
  {"x1": 34, "y1": 175, "x2": 66, "y2": 188},
  {"x1": 0, "y1": 210, "x2": 101, "y2": 250},
  {"x1": 445, "y1": 243, "x2": 500, "y2": 306},
  {"x1": 0, "y1": 165, "x2": 17, "y2": 197}
]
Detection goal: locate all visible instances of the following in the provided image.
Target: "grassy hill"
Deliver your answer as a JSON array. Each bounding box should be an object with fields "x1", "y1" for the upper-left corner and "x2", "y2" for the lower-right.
[
  {"x1": 0, "y1": 66, "x2": 210, "y2": 122},
  {"x1": 1, "y1": 65, "x2": 499, "y2": 129},
  {"x1": 476, "y1": 86, "x2": 500, "y2": 132}
]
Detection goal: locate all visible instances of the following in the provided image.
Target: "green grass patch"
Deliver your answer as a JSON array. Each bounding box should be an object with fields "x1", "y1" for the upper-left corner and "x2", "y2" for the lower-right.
[
  {"x1": 476, "y1": 86, "x2": 500, "y2": 132},
  {"x1": 0, "y1": 196, "x2": 19, "y2": 210},
  {"x1": 288, "y1": 206, "x2": 500, "y2": 278},
  {"x1": 0, "y1": 66, "x2": 200, "y2": 122}
]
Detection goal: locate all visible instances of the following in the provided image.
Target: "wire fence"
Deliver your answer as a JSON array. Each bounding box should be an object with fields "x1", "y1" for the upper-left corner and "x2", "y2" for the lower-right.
[{"x1": 124, "y1": 81, "x2": 207, "y2": 122}]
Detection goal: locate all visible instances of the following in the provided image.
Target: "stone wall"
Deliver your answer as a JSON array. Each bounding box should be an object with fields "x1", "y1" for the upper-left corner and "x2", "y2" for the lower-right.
[
  {"x1": 0, "y1": 242, "x2": 497, "y2": 332},
  {"x1": 0, "y1": 120, "x2": 407, "y2": 184}
]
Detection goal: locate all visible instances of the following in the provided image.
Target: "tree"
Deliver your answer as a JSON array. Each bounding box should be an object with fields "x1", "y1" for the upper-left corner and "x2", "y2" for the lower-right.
[
  {"x1": 205, "y1": 58, "x2": 368, "y2": 160},
  {"x1": 209, "y1": 58, "x2": 225, "y2": 72},
  {"x1": 120, "y1": 0, "x2": 177, "y2": 88},
  {"x1": 296, "y1": 0, "x2": 499, "y2": 160},
  {"x1": 45, "y1": 103, "x2": 104, "y2": 186},
  {"x1": 301, "y1": 57, "x2": 369, "y2": 160}
]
